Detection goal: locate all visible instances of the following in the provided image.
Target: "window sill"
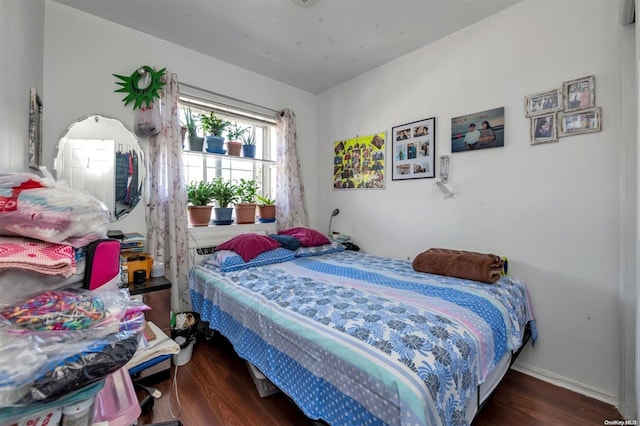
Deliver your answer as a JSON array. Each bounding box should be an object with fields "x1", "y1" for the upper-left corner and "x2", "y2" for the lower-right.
[{"x1": 187, "y1": 222, "x2": 277, "y2": 249}]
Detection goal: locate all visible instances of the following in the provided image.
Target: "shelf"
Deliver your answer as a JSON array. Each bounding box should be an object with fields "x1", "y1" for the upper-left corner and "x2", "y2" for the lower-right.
[
  {"x1": 183, "y1": 150, "x2": 275, "y2": 166},
  {"x1": 126, "y1": 276, "x2": 171, "y2": 296}
]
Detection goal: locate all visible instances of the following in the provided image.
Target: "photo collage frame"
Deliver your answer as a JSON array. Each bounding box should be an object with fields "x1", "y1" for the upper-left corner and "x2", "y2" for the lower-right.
[{"x1": 525, "y1": 75, "x2": 601, "y2": 145}]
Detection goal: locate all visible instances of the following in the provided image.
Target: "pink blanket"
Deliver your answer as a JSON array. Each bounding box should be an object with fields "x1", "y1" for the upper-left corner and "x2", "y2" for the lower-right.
[{"x1": 0, "y1": 237, "x2": 76, "y2": 277}]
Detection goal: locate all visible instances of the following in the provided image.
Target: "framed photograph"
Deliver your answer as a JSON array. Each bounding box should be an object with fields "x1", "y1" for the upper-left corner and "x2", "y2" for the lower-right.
[
  {"x1": 563, "y1": 75, "x2": 595, "y2": 112},
  {"x1": 333, "y1": 132, "x2": 386, "y2": 189},
  {"x1": 28, "y1": 88, "x2": 43, "y2": 170},
  {"x1": 530, "y1": 113, "x2": 558, "y2": 145},
  {"x1": 525, "y1": 88, "x2": 562, "y2": 117},
  {"x1": 391, "y1": 117, "x2": 435, "y2": 181},
  {"x1": 451, "y1": 107, "x2": 504, "y2": 153},
  {"x1": 558, "y1": 107, "x2": 601, "y2": 137}
]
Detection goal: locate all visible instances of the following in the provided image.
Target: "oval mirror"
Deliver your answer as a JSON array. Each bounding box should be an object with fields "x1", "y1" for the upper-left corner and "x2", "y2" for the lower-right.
[{"x1": 53, "y1": 115, "x2": 145, "y2": 222}]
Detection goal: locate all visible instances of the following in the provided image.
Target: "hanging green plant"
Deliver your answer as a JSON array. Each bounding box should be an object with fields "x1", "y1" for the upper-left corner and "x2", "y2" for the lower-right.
[{"x1": 113, "y1": 65, "x2": 166, "y2": 109}]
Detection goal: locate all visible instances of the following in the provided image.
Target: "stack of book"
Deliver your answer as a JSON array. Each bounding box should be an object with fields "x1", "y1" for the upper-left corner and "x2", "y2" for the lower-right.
[{"x1": 120, "y1": 232, "x2": 146, "y2": 257}]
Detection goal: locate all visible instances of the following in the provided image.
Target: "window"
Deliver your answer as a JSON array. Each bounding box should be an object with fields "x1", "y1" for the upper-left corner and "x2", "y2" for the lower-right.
[{"x1": 179, "y1": 96, "x2": 277, "y2": 200}]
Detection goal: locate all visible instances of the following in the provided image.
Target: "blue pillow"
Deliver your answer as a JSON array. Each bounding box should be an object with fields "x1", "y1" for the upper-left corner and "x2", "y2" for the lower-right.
[
  {"x1": 268, "y1": 234, "x2": 301, "y2": 251},
  {"x1": 201, "y1": 247, "x2": 295, "y2": 272},
  {"x1": 294, "y1": 242, "x2": 345, "y2": 258}
]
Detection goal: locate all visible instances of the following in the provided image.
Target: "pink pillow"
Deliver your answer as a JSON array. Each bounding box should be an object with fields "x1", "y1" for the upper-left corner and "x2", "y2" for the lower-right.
[
  {"x1": 278, "y1": 227, "x2": 331, "y2": 247},
  {"x1": 216, "y1": 233, "x2": 280, "y2": 262}
]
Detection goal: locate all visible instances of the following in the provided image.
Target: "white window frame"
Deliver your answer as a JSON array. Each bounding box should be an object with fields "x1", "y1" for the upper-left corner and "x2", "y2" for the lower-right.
[{"x1": 179, "y1": 96, "x2": 277, "y2": 200}]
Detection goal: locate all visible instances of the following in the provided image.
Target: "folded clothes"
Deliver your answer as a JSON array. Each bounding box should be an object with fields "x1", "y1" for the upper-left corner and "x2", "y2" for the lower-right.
[
  {"x1": 0, "y1": 236, "x2": 76, "y2": 277},
  {"x1": 412, "y1": 248, "x2": 504, "y2": 284},
  {"x1": 0, "y1": 172, "x2": 109, "y2": 248}
]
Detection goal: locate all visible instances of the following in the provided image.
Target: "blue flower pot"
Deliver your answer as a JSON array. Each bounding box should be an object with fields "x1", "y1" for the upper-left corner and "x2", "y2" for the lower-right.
[
  {"x1": 205, "y1": 136, "x2": 225, "y2": 153},
  {"x1": 242, "y1": 144, "x2": 256, "y2": 158}
]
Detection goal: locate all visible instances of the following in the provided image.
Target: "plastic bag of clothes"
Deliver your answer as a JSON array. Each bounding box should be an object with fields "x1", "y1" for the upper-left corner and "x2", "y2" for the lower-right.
[
  {"x1": 0, "y1": 288, "x2": 147, "y2": 406},
  {"x1": 0, "y1": 172, "x2": 110, "y2": 247},
  {"x1": 0, "y1": 329, "x2": 140, "y2": 405},
  {"x1": 0, "y1": 288, "x2": 146, "y2": 335}
]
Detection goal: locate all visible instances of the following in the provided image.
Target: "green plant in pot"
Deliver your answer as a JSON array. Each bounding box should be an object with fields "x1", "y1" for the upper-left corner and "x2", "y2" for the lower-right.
[
  {"x1": 186, "y1": 180, "x2": 216, "y2": 226},
  {"x1": 234, "y1": 178, "x2": 258, "y2": 224},
  {"x1": 256, "y1": 194, "x2": 276, "y2": 223},
  {"x1": 210, "y1": 177, "x2": 238, "y2": 224},
  {"x1": 241, "y1": 129, "x2": 256, "y2": 158},
  {"x1": 225, "y1": 122, "x2": 248, "y2": 156},
  {"x1": 184, "y1": 107, "x2": 204, "y2": 152},
  {"x1": 200, "y1": 112, "x2": 230, "y2": 154}
]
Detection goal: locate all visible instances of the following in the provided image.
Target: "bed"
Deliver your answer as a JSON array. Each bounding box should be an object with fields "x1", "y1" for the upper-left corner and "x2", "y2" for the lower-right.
[{"x1": 189, "y1": 244, "x2": 536, "y2": 426}]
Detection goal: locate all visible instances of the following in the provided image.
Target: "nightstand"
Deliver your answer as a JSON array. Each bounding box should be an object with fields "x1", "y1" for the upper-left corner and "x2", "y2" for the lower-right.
[
  {"x1": 127, "y1": 276, "x2": 172, "y2": 334},
  {"x1": 126, "y1": 277, "x2": 173, "y2": 385},
  {"x1": 127, "y1": 276, "x2": 172, "y2": 296}
]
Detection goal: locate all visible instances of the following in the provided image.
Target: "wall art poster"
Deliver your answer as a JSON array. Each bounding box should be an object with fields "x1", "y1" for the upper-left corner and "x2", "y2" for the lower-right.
[
  {"x1": 333, "y1": 132, "x2": 385, "y2": 189},
  {"x1": 451, "y1": 107, "x2": 505, "y2": 153},
  {"x1": 391, "y1": 117, "x2": 435, "y2": 181}
]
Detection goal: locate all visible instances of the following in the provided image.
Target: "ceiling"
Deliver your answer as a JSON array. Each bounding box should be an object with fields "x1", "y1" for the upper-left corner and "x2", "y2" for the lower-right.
[{"x1": 53, "y1": 0, "x2": 523, "y2": 95}]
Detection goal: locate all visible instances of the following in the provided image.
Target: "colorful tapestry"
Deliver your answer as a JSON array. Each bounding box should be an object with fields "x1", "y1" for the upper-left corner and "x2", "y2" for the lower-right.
[{"x1": 333, "y1": 133, "x2": 385, "y2": 189}]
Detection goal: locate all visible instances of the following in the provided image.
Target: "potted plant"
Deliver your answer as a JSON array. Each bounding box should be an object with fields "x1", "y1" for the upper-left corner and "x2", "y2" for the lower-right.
[
  {"x1": 210, "y1": 177, "x2": 238, "y2": 224},
  {"x1": 225, "y1": 122, "x2": 248, "y2": 156},
  {"x1": 234, "y1": 178, "x2": 258, "y2": 224},
  {"x1": 186, "y1": 180, "x2": 216, "y2": 226},
  {"x1": 241, "y1": 129, "x2": 256, "y2": 158},
  {"x1": 200, "y1": 112, "x2": 230, "y2": 154},
  {"x1": 256, "y1": 194, "x2": 276, "y2": 222},
  {"x1": 184, "y1": 107, "x2": 204, "y2": 152}
]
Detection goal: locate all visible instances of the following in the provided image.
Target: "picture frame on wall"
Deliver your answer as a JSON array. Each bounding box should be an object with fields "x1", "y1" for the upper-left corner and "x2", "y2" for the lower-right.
[
  {"x1": 558, "y1": 107, "x2": 601, "y2": 137},
  {"x1": 391, "y1": 117, "x2": 435, "y2": 181},
  {"x1": 451, "y1": 107, "x2": 504, "y2": 153},
  {"x1": 563, "y1": 75, "x2": 595, "y2": 112},
  {"x1": 28, "y1": 88, "x2": 43, "y2": 170},
  {"x1": 333, "y1": 132, "x2": 386, "y2": 189},
  {"x1": 525, "y1": 88, "x2": 562, "y2": 117},
  {"x1": 530, "y1": 113, "x2": 558, "y2": 145}
]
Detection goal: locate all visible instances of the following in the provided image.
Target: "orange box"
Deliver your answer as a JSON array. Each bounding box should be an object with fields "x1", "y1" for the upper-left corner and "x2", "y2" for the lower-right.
[{"x1": 125, "y1": 253, "x2": 153, "y2": 283}]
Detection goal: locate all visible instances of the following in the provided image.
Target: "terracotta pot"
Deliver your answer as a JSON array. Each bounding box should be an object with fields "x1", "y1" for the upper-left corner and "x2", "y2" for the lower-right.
[
  {"x1": 257, "y1": 204, "x2": 276, "y2": 220},
  {"x1": 226, "y1": 141, "x2": 242, "y2": 156},
  {"x1": 188, "y1": 205, "x2": 212, "y2": 226},
  {"x1": 234, "y1": 203, "x2": 257, "y2": 224},
  {"x1": 180, "y1": 127, "x2": 187, "y2": 148}
]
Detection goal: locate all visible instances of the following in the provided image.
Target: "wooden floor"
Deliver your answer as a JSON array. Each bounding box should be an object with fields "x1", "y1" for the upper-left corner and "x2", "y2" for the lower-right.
[{"x1": 137, "y1": 333, "x2": 623, "y2": 426}]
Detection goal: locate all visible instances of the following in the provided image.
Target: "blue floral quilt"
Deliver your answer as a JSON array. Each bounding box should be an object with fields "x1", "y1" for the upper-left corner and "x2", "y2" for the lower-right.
[{"x1": 189, "y1": 251, "x2": 536, "y2": 426}]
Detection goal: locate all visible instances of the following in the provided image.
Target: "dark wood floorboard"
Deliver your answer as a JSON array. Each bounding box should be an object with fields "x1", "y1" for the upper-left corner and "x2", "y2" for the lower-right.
[{"x1": 137, "y1": 333, "x2": 623, "y2": 426}]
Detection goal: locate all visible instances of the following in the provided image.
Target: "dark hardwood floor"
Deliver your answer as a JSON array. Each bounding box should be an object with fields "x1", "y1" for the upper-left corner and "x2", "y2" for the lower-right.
[{"x1": 137, "y1": 333, "x2": 623, "y2": 425}]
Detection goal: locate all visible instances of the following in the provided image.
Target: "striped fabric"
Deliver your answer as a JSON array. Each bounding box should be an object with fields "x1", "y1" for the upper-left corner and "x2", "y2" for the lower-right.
[{"x1": 189, "y1": 251, "x2": 536, "y2": 426}]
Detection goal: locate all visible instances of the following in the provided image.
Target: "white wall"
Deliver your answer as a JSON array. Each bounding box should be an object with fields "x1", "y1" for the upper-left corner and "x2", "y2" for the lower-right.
[
  {"x1": 42, "y1": 1, "x2": 318, "y2": 233},
  {"x1": 0, "y1": 0, "x2": 44, "y2": 172},
  {"x1": 318, "y1": 0, "x2": 630, "y2": 408},
  {"x1": 620, "y1": 5, "x2": 637, "y2": 418},
  {"x1": 12, "y1": 0, "x2": 635, "y2": 415}
]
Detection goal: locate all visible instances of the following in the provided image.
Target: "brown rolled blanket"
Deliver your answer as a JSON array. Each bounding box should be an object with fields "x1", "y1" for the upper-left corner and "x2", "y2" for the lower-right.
[{"x1": 412, "y1": 248, "x2": 504, "y2": 284}]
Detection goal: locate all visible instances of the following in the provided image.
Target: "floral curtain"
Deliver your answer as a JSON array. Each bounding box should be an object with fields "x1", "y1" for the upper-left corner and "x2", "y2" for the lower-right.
[
  {"x1": 275, "y1": 109, "x2": 309, "y2": 229},
  {"x1": 144, "y1": 72, "x2": 190, "y2": 311}
]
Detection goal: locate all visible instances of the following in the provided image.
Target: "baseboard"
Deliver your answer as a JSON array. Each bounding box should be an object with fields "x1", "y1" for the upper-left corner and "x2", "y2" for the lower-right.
[{"x1": 512, "y1": 362, "x2": 618, "y2": 407}]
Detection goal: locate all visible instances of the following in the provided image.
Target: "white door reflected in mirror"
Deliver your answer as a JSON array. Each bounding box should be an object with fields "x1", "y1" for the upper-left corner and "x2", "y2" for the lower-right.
[{"x1": 53, "y1": 115, "x2": 145, "y2": 222}]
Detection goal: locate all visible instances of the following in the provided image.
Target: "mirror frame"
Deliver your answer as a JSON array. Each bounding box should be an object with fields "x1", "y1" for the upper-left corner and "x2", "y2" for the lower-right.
[{"x1": 53, "y1": 114, "x2": 145, "y2": 222}]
